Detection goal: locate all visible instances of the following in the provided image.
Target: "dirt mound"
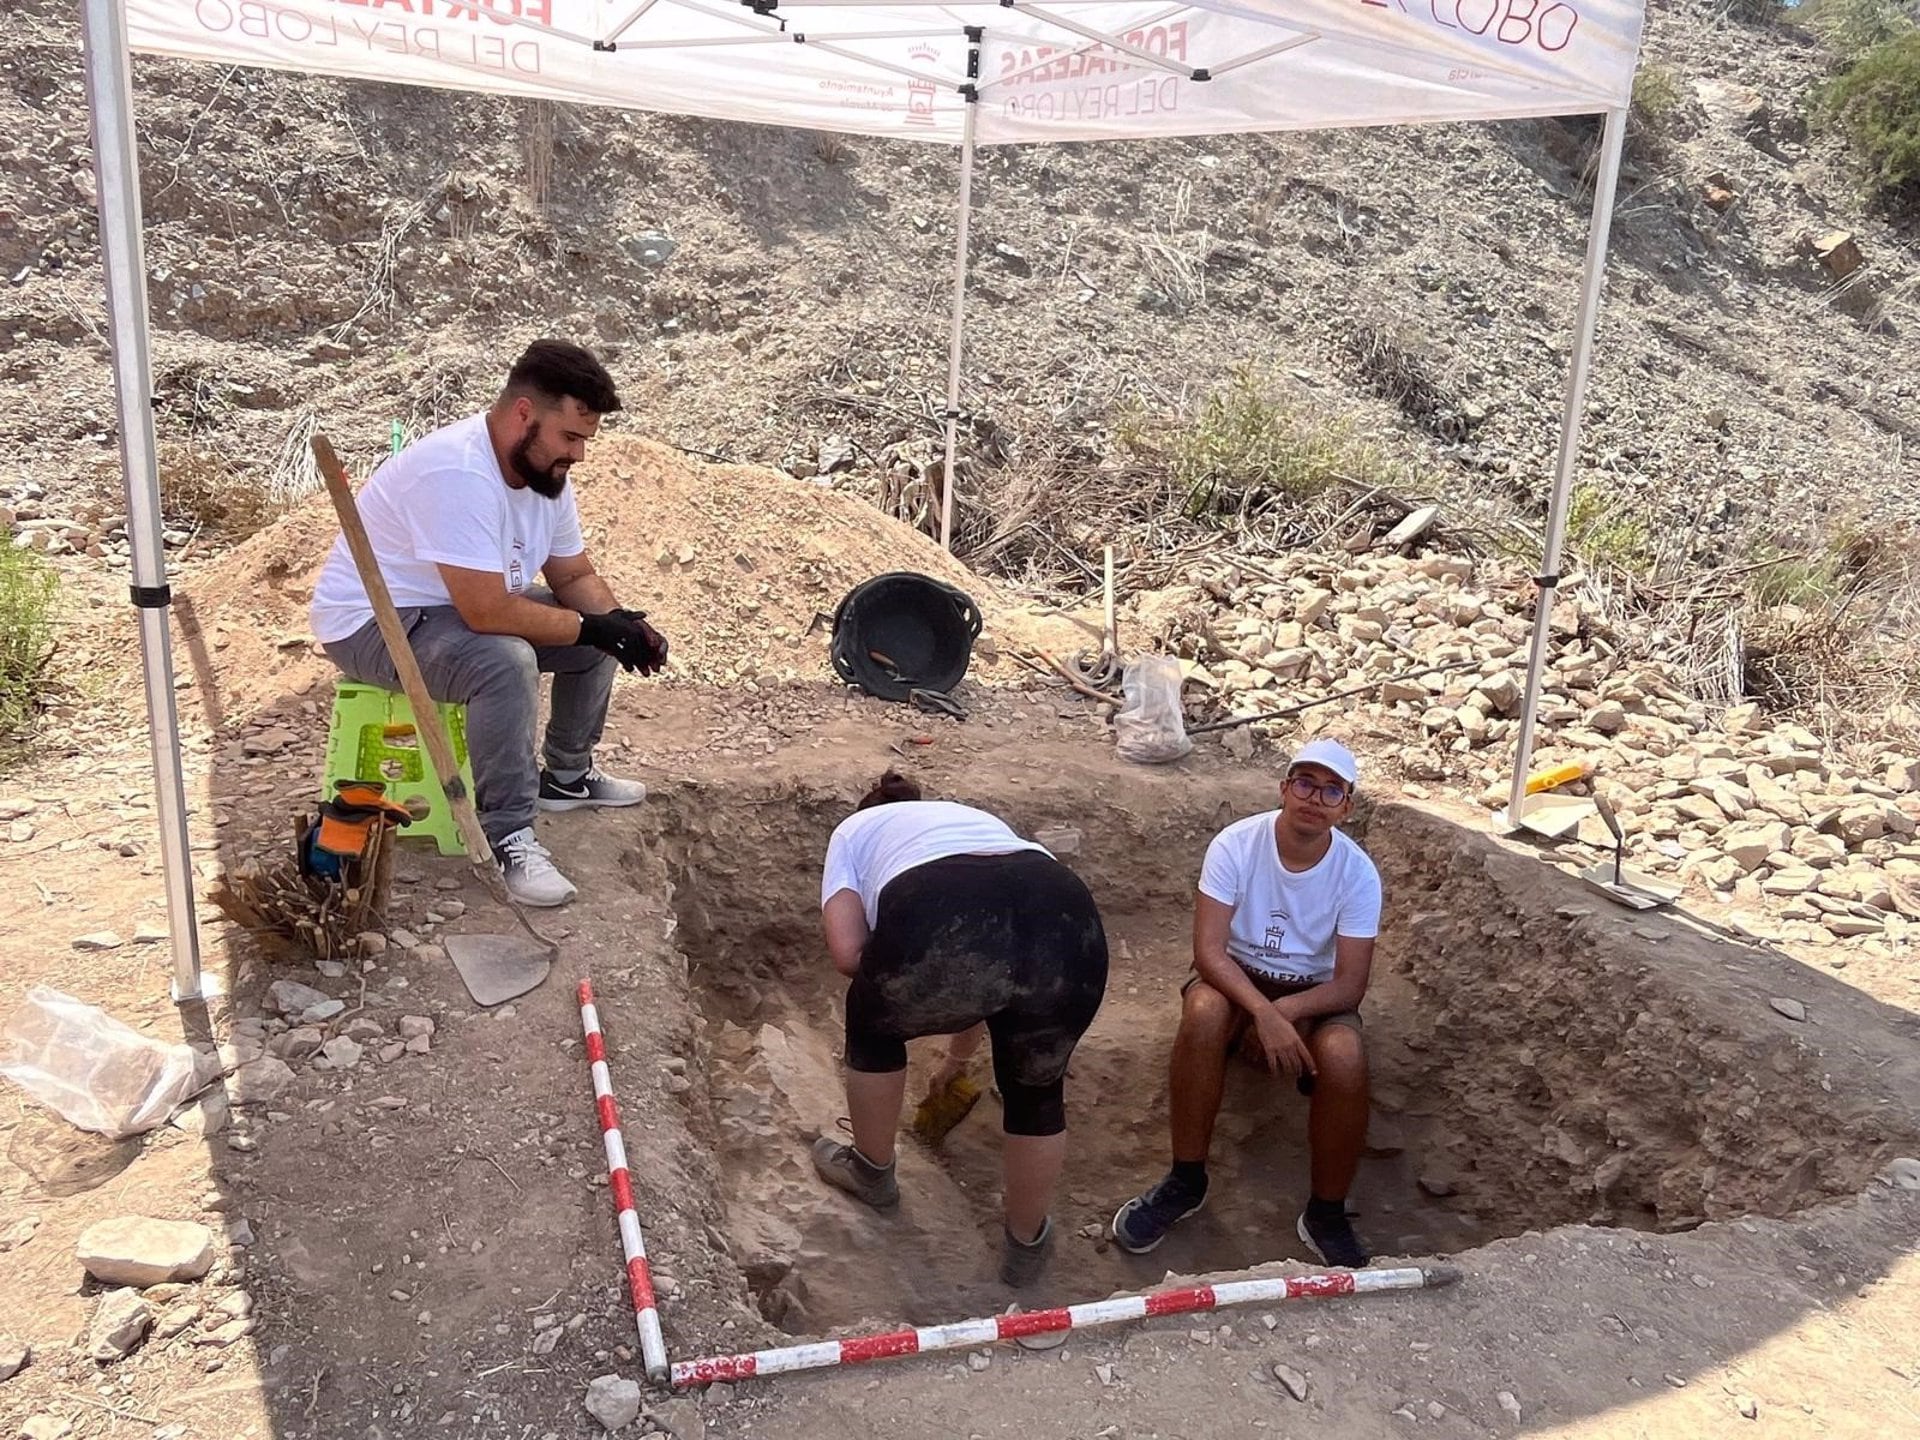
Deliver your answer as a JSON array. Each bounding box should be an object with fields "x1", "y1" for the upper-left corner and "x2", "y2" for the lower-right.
[{"x1": 172, "y1": 434, "x2": 1082, "y2": 723}]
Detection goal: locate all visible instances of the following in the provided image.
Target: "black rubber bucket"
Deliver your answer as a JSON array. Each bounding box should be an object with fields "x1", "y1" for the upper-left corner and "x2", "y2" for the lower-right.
[{"x1": 829, "y1": 571, "x2": 983, "y2": 702}]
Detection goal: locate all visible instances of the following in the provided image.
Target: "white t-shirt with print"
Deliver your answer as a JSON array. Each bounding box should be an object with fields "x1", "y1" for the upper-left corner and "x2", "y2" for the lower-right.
[
  {"x1": 309, "y1": 412, "x2": 586, "y2": 643},
  {"x1": 1197, "y1": 813, "x2": 1382, "y2": 985},
  {"x1": 821, "y1": 801, "x2": 1051, "y2": 928}
]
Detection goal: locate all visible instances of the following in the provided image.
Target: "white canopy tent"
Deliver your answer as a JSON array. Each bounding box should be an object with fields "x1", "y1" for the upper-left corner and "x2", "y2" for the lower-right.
[{"x1": 83, "y1": 0, "x2": 1642, "y2": 1000}]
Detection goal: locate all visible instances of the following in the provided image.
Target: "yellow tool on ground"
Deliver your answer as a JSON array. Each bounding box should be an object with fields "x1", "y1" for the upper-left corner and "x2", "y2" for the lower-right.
[{"x1": 911, "y1": 1074, "x2": 983, "y2": 1146}]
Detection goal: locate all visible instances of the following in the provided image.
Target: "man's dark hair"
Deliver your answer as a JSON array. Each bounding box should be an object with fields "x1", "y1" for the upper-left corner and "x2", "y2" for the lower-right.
[{"x1": 503, "y1": 340, "x2": 622, "y2": 415}]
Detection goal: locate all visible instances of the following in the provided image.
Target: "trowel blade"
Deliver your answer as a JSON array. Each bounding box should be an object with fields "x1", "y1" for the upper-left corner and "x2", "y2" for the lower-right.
[
  {"x1": 1494, "y1": 793, "x2": 1597, "y2": 841},
  {"x1": 1578, "y1": 864, "x2": 1680, "y2": 910},
  {"x1": 446, "y1": 933, "x2": 552, "y2": 1007}
]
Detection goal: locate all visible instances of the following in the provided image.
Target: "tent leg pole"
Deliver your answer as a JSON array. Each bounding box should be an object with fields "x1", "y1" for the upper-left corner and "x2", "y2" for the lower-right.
[
  {"x1": 1505, "y1": 107, "x2": 1628, "y2": 830},
  {"x1": 80, "y1": 0, "x2": 203, "y2": 1002},
  {"x1": 937, "y1": 76, "x2": 979, "y2": 552}
]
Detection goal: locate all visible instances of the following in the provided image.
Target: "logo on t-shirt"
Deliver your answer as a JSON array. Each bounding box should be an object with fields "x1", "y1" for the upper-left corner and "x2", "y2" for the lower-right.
[
  {"x1": 507, "y1": 538, "x2": 526, "y2": 592},
  {"x1": 1262, "y1": 915, "x2": 1288, "y2": 953}
]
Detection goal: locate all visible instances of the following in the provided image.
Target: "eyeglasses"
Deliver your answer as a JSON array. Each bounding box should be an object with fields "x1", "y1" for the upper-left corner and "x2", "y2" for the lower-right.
[{"x1": 1286, "y1": 774, "x2": 1350, "y2": 806}]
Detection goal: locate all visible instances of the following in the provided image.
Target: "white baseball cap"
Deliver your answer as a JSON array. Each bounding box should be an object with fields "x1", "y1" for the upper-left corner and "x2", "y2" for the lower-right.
[{"x1": 1287, "y1": 738, "x2": 1359, "y2": 788}]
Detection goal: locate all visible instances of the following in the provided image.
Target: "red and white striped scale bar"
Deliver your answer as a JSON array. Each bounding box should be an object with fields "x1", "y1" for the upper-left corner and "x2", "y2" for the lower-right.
[
  {"x1": 578, "y1": 978, "x2": 671, "y2": 1386},
  {"x1": 670, "y1": 1263, "x2": 1459, "y2": 1389}
]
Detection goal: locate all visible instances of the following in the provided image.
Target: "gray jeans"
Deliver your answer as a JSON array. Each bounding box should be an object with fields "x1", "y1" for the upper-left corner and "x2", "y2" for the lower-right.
[{"x1": 321, "y1": 588, "x2": 615, "y2": 847}]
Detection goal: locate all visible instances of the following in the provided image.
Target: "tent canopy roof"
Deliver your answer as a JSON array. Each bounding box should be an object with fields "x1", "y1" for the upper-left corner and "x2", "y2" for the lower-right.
[{"x1": 130, "y1": 0, "x2": 1643, "y2": 144}]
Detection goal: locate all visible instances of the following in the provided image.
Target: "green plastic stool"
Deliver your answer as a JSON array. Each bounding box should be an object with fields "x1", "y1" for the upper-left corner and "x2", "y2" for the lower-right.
[{"x1": 322, "y1": 682, "x2": 476, "y2": 857}]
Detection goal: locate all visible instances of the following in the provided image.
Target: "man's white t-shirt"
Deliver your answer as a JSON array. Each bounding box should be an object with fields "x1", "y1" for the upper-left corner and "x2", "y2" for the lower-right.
[
  {"x1": 1198, "y1": 814, "x2": 1382, "y2": 985},
  {"x1": 309, "y1": 413, "x2": 585, "y2": 643},
  {"x1": 821, "y1": 801, "x2": 1051, "y2": 928}
]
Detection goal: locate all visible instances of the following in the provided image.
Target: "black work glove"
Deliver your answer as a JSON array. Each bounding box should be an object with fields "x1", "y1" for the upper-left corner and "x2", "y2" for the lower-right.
[
  {"x1": 608, "y1": 606, "x2": 669, "y2": 675},
  {"x1": 575, "y1": 610, "x2": 654, "y2": 673}
]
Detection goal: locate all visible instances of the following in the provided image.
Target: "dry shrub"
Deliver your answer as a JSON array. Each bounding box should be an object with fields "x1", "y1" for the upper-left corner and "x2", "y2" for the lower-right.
[
  {"x1": 1735, "y1": 526, "x2": 1920, "y2": 737},
  {"x1": 1347, "y1": 319, "x2": 1469, "y2": 439},
  {"x1": 158, "y1": 444, "x2": 277, "y2": 541}
]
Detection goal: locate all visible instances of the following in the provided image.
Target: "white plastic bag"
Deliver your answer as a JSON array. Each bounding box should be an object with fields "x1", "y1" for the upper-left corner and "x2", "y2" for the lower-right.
[
  {"x1": 0, "y1": 986, "x2": 206, "y2": 1138},
  {"x1": 1113, "y1": 655, "x2": 1193, "y2": 764}
]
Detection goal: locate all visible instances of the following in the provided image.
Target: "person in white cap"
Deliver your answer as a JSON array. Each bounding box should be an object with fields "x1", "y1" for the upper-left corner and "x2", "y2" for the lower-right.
[{"x1": 1110, "y1": 737, "x2": 1382, "y2": 1267}]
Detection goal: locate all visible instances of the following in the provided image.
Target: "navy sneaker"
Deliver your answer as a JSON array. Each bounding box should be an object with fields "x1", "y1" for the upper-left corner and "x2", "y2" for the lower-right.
[
  {"x1": 1296, "y1": 1206, "x2": 1370, "y2": 1268},
  {"x1": 1111, "y1": 1172, "x2": 1207, "y2": 1254}
]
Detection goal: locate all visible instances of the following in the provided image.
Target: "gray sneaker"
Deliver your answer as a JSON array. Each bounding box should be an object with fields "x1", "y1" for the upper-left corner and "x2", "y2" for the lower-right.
[
  {"x1": 810, "y1": 1137, "x2": 899, "y2": 1210},
  {"x1": 537, "y1": 766, "x2": 647, "y2": 812},
  {"x1": 491, "y1": 826, "x2": 576, "y2": 908},
  {"x1": 1000, "y1": 1216, "x2": 1054, "y2": 1287}
]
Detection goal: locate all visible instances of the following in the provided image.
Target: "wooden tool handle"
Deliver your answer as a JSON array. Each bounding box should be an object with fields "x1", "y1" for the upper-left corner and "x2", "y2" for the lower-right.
[
  {"x1": 312, "y1": 434, "x2": 498, "y2": 873},
  {"x1": 1591, "y1": 791, "x2": 1624, "y2": 847}
]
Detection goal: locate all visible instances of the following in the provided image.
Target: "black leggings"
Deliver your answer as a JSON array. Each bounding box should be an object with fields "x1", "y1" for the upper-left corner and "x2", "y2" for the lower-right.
[{"x1": 844, "y1": 851, "x2": 1108, "y2": 1137}]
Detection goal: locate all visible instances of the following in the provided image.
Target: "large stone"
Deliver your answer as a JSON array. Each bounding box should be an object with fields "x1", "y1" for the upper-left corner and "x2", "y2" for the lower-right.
[
  {"x1": 1811, "y1": 230, "x2": 1864, "y2": 282},
  {"x1": 1761, "y1": 868, "x2": 1820, "y2": 897},
  {"x1": 585, "y1": 1374, "x2": 642, "y2": 1431},
  {"x1": 1692, "y1": 779, "x2": 1752, "y2": 819},
  {"x1": 1887, "y1": 759, "x2": 1920, "y2": 793},
  {"x1": 1826, "y1": 914, "x2": 1885, "y2": 938},
  {"x1": 317, "y1": 1036, "x2": 364, "y2": 1069},
  {"x1": 265, "y1": 980, "x2": 331, "y2": 1019},
  {"x1": 1588, "y1": 701, "x2": 1627, "y2": 734},
  {"x1": 76, "y1": 1217, "x2": 215, "y2": 1287},
  {"x1": 1820, "y1": 868, "x2": 1893, "y2": 910},
  {"x1": 88, "y1": 1289, "x2": 154, "y2": 1363},
  {"x1": 170, "y1": 1089, "x2": 230, "y2": 1138},
  {"x1": 649, "y1": 1398, "x2": 706, "y2": 1440},
  {"x1": 1837, "y1": 804, "x2": 1890, "y2": 847},
  {"x1": 228, "y1": 1056, "x2": 295, "y2": 1105},
  {"x1": 0, "y1": 1335, "x2": 27, "y2": 1382},
  {"x1": 271, "y1": 1027, "x2": 325, "y2": 1062},
  {"x1": 1721, "y1": 822, "x2": 1790, "y2": 872},
  {"x1": 1791, "y1": 831, "x2": 1848, "y2": 869},
  {"x1": 1673, "y1": 795, "x2": 1725, "y2": 826},
  {"x1": 1476, "y1": 672, "x2": 1520, "y2": 715}
]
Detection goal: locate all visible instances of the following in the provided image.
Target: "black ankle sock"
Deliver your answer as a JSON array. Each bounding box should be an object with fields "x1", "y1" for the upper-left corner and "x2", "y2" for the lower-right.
[
  {"x1": 1306, "y1": 1195, "x2": 1346, "y2": 1223},
  {"x1": 1171, "y1": 1160, "x2": 1209, "y2": 1195}
]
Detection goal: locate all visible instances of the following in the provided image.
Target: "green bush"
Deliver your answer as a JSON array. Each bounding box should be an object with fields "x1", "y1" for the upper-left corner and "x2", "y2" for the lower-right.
[
  {"x1": 1824, "y1": 34, "x2": 1920, "y2": 207},
  {"x1": 1158, "y1": 368, "x2": 1395, "y2": 521},
  {"x1": 1629, "y1": 63, "x2": 1685, "y2": 153},
  {"x1": 0, "y1": 545, "x2": 57, "y2": 747},
  {"x1": 1567, "y1": 484, "x2": 1654, "y2": 575},
  {"x1": 1800, "y1": 0, "x2": 1914, "y2": 61}
]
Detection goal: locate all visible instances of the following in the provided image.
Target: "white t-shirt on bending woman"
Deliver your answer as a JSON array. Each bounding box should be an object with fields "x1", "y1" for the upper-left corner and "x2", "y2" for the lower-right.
[
  {"x1": 309, "y1": 412, "x2": 585, "y2": 643},
  {"x1": 821, "y1": 801, "x2": 1051, "y2": 928},
  {"x1": 1198, "y1": 813, "x2": 1382, "y2": 986}
]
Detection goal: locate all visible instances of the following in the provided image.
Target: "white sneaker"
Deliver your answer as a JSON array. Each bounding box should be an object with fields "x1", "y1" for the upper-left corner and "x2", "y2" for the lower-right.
[
  {"x1": 537, "y1": 765, "x2": 648, "y2": 812},
  {"x1": 492, "y1": 827, "x2": 577, "y2": 907}
]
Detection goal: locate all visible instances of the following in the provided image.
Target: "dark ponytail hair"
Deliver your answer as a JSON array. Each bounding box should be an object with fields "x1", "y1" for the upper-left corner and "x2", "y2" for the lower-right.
[{"x1": 856, "y1": 770, "x2": 923, "y2": 811}]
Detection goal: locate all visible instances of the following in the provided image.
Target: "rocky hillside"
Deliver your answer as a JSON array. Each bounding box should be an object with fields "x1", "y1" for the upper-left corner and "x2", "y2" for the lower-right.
[{"x1": 1, "y1": 0, "x2": 1915, "y2": 585}]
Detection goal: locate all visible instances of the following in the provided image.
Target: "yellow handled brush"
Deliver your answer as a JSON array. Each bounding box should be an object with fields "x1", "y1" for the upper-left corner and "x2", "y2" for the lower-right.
[{"x1": 911, "y1": 1074, "x2": 983, "y2": 1146}]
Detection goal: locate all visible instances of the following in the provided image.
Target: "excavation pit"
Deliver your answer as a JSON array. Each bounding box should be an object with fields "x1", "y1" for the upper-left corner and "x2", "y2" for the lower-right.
[{"x1": 630, "y1": 765, "x2": 1918, "y2": 1336}]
